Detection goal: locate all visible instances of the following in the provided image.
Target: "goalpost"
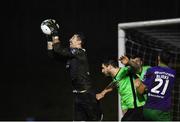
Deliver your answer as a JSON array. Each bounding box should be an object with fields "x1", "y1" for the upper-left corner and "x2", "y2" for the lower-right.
[{"x1": 118, "y1": 18, "x2": 180, "y2": 120}]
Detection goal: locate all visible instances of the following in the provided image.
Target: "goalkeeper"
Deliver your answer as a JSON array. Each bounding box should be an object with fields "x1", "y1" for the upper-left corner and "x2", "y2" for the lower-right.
[{"x1": 42, "y1": 19, "x2": 103, "y2": 121}]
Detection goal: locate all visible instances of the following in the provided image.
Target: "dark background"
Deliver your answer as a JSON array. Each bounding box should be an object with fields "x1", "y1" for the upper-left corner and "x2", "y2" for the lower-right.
[{"x1": 2, "y1": 0, "x2": 180, "y2": 120}]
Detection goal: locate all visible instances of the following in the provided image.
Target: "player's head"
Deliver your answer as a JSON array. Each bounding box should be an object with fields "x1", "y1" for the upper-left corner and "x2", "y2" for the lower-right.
[
  {"x1": 69, "y1": 32, "x2": 85, "y2": 48},
  {"x1": 101, "y1": 59, "x2": 118, "y2": 76},
  {"x1": 158, "y1": 49, "x2": 172, "y2": 66},
  {"x1": 130, "y1": 54, "x2": 143, "y2": 67}
]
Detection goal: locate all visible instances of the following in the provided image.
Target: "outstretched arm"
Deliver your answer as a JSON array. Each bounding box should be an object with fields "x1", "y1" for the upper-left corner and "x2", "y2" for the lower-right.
[
  {"x1": 96, "y1": 80, "x2": 118, "y2": 100},
  {"x1": 96, "y1": 87, "x2": 113, "y2": 100}
]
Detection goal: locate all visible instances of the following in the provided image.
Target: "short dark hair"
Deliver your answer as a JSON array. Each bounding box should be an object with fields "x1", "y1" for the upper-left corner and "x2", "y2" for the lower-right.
[
  {"x1": 159, "y1": 49, "x2": 172, "y2": 65},
  {"x1": 102, "y1": 59, "x2": 118, "y2": 68},
  {"x1": 131, "y1": 54, "x2": 143, "y2": 61}
]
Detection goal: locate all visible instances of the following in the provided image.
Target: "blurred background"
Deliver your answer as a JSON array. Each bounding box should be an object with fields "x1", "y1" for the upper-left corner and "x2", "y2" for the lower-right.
[{"x1": 2, "y1": 0, "x2": 180, "y2": 120}]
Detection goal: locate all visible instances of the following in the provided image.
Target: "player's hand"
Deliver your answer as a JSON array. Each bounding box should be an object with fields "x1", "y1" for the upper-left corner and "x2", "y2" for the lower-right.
[
  {"x1": 96, "y1": 93, "x2": 104, "y2": 100},
  {"x1": 119, "y1": 55, "x2": 129, "y2": 65},
  {"x1": 134, "y1": 78, "x2": 141, "y2": 88},
  {"x1": 51, "y1": 27, "x2": 59, "y2": 37},
  {"x1": 52, "y1": 36, "x2": 60, "y2": 44},
  {"x1": 47, "y1": 41, "x2": 53, "y2": 50}
]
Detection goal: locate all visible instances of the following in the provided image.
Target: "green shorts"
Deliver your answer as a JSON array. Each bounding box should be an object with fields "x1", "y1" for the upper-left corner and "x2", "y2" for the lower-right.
[{"x1": 143, "y1": 108, "x2": 172, "y2": 121}]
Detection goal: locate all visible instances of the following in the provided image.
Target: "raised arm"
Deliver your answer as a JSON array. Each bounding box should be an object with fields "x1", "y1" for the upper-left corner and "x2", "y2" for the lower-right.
[
  {"x1": 119, "y1": 55, "x2": 141, "y2": 73},
  {"x1": 51, "y1": 36, "x2": 77, "y2": 58}
]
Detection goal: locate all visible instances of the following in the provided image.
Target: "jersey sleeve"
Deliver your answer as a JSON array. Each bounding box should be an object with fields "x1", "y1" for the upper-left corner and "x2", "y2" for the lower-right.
[
  {"x1": 52, "y1": 43, "x2": 83, "y2": 58},
  {"x1": 138, "y1": 66, "x2": 151, "y2": 81},
  {"x1": 113, "y1": 66, "x2": 130, "y2": 83},
  {"x1": 142, "y1": 68, "x2": 154, "y2": 88}
]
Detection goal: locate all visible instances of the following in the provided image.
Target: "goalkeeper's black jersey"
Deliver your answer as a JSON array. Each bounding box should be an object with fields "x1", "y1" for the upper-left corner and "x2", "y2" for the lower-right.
[{"x1": 52, "y1": 42, "x2": 92, "y2": 91}]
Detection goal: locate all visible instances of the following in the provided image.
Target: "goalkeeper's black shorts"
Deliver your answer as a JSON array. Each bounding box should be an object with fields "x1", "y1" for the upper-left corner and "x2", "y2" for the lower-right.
[{"x1": 73, "y1": 90, "x2": 103, "y2": 121}]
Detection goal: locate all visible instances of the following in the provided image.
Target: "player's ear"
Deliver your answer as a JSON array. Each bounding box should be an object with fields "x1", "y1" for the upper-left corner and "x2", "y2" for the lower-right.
[{"x1": 140, "y1": 60, "x2": 143, "y2": 65}]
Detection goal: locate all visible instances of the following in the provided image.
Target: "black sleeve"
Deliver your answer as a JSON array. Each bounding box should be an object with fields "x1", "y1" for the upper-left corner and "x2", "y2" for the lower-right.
[{"x1": 52, "y1": 42, "x2": 75, "y2": 58}]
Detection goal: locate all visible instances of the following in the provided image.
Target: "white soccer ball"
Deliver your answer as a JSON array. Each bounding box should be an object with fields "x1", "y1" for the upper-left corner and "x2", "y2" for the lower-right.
[{"x1": 40, "y1": 19, "x2": 59, "y2": 35}]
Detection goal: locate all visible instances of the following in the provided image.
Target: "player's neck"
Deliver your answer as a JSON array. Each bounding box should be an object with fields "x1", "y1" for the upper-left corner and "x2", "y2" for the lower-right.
[
  {"x1": 159, "y1": 62, "x2": 168, "y2": 67},
  {"x1": 76, "y1": 45, "x2": 82, "y2": 48},
  {"x1": 111, "y1": 67, "x2": 120, "y2": 77}
]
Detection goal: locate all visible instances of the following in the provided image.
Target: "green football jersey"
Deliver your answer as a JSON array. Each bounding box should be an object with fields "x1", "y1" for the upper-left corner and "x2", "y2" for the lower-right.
[
  {"x1": 113, "y1": 67, "x2": 146, "y2": 110},
  {"x1": 137, "y1": 66, "x2": 151, "y2": 81},
  {"x1": 136, "y1": 66, "x2": 151, "y2": 101}
]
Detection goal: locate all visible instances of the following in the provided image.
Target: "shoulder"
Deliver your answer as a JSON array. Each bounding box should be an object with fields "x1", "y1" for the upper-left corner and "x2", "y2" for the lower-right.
[
  {"x1": 148, "y1": 66, "x2": 158, "y2": 71},
  {"x1": 119, "y1": 66, "x2": 129, "y2": 73},
  {"x1": 143, "y1": 65, "x2": 151, "y2": 69},
  {"x1": 161, "y1": 67, "x2": 176, "y2": 76},
  {"x1": 121, "y1": 66, "x2": 129, "y2": 70},
  {"x1": 144, "y1": 67, "x2": 157, "y2": 78}
]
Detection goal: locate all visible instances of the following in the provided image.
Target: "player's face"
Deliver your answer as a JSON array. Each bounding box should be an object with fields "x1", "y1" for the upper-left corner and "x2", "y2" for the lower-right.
[
  {"x1": 69, "y1": 34, "x2": 81, "y2": 48},
  {"x1": 131, "y1": 57, "x2": 142, "y2": 66},
  {"x1": 101, "y1": 64, "x2": 111, "y2": 76}
]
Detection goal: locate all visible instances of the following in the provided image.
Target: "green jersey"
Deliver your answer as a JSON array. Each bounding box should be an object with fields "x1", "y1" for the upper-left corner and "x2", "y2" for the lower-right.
[
  {"x1": 137, "y1": 66, "x2": 151, "y2": 81},
  {"x1": 113, "y1": 67, "x2": 146, "y2": 110},
  {"x1": 136, "y1": 66, "x2": 151, "y2": 101}
]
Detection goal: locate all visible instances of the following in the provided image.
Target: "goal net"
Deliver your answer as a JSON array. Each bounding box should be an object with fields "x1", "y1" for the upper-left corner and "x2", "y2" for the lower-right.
[{"x1": 118, "y1": 18, "x2": 180, "y2": 120}]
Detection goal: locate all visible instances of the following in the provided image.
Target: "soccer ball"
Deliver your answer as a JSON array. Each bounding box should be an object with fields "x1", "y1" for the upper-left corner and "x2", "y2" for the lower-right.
[{"x1": 40, "y1": 19, "x2": 59, "y2": 35}]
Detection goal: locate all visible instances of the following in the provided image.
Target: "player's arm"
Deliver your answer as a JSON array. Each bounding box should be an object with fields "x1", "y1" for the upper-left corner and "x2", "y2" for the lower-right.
[
  {"x1": 96, "y1": 88, "x2": 113, "y2": 100},
  {"x1": 51, "y1": 36, "x2": 76, "y2": 58},
  {"x1": 96, "y1": 80, "x2": 118, "y2": 100},
  {"x1": 134, "y1": 78, "x2": 147, "y2": 94},
  {"x1": 52, "y1": 36, "x2": 60, "y2": 44},
  {"x1": 134, "y1": 68, "x2": 154, "y2": 95},
  {"x1": 119, "y1": 55, "x2": 141, "y2": 73},
  {"x1": 47, "y1": 36, "x2": 60, "y2": 51},
  {"x1": 46, "y1": 35, "x2": 55, "y2": 58},
  {"x1": 47, "y1": 36, "x2": 72, "y2": 59}
]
